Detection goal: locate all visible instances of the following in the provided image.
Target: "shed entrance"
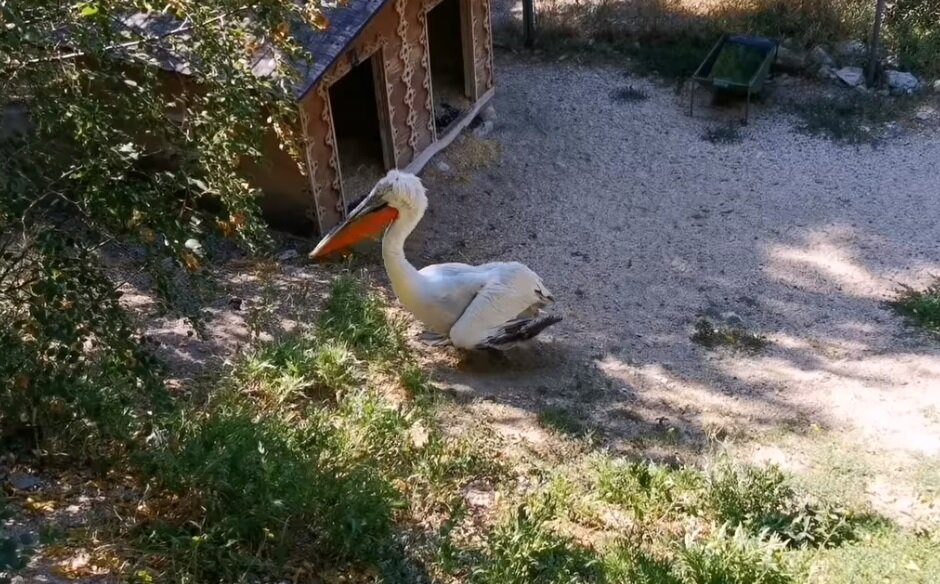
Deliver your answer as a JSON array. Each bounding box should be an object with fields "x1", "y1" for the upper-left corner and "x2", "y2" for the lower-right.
[
  {"x1": 427, "y1": 0, "x2": 473, "y2": 137},
  {"x1": 328, "y1": 53, "x2": 392, "y2": 206}
]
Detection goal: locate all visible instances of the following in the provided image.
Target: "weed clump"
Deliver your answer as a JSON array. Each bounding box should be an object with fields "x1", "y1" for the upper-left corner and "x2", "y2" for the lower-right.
[
  {"x1": 692, "y1": 318, "x2": 768, "y2": 352},
  {"x1": 610, "y1": 85, "x2": 650, "y2": 103},
  {"x1": 791, "y1": 93, "x2": 916, "y2": 145},
  {"x1": 703, "y1": 123, "x2": 744, "y2": 144},
  {"x1": 891, "y1": 279, "x2": 940, "y2": 334}
]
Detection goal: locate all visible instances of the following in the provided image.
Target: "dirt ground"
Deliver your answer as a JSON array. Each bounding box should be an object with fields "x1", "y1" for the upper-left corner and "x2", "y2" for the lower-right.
[{"x1": 409, "y1": 54, "x2": 940, "y2": 522}]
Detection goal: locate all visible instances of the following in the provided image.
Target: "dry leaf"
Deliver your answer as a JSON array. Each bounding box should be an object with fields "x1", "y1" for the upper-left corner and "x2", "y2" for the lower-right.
[
  {"x1": 182, "y1": 252, "x2": 200, "y2": 272},
  {"x1": 25, "y1": 497, "x2": 56, "y2": 513}
]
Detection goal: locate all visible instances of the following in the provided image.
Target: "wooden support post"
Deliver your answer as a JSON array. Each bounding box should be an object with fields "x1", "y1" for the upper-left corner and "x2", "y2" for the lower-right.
[{"x1": 522, "y1": 0, "x2": 535, "y2": 49}]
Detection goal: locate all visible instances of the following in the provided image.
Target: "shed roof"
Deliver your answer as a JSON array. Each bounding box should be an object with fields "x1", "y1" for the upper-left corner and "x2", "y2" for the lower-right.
[{"x1": 119, "y1": 0, "x2": 389, "y2": 99}]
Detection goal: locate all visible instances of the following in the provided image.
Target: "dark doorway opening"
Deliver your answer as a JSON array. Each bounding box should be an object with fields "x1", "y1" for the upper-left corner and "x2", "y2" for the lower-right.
[
  {"x1": 427, "y1": 0, "x2": 472, "y2": 136},
  {"x1": 329, "y1": 55, "x2": 389, "y2": 204}
]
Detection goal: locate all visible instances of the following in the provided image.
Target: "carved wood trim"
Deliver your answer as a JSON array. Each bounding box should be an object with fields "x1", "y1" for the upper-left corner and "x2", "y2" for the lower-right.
[{"x1": 298, "y1": 104, "x2": 324, "y2": 230}]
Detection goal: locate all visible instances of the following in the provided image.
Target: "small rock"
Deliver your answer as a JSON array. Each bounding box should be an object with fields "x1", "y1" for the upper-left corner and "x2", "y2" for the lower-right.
[
  {"x1": 8, "y1": 473, "x2": 42, "y2": 491},
  {"x1": 472, "y1": 119, "x2": 494, "y2": 137},
  {"x1": 835, "y1": 66, "x2": 864, "y2": 87},
  {"x1": 721, "y1": 311, "x2": 745, "y2": 327},
  {"x1": 933, "y1": 79, "x2": 940, "y2": 93},
  {"x1": 915, "y1": 106, "x2": 936, "y2": 121},
  {"x1": 833, "y1": 40, "x2": 867, "y2": 66},
  {"x1": 434, "y1": 160, "x2": 451, "y2": 172},
  {"x1": 886, "y1": 70, "x2": 920, "y2": 93},
  {"x1": 479, "y1": 104, "x2": 497, "y2": 122},
  {"x1": 813, "y1": 65, "x2": 836, "y2": 80},
  {"x1": 775, "y1": 45, "x2": 807, "y2": 72},
  {"x1": 276, "y1": 249, "x2": 298, "y2": 261},
  {"x1": 808, "y1": 45, "x2": 836, "y2": 69}
]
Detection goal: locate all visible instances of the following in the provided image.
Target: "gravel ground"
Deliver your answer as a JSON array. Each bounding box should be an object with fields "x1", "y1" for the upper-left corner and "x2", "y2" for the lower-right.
[{"x1": 411, "y1": 54, "x2": 940, "y2": 490}]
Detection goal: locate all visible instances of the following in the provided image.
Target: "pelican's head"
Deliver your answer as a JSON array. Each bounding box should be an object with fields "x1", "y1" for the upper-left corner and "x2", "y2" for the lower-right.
[{"x1": 309, "y1": 169, "x2": 427, "y2": 260}]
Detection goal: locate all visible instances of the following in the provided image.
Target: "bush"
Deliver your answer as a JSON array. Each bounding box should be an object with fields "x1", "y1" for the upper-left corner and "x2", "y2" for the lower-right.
[
  {"x1": 0, "y1": 0, "x2": 320, "y2": 452},
  {"x1": 886, "y1": 0, "x2": 940, "y2": 76}
]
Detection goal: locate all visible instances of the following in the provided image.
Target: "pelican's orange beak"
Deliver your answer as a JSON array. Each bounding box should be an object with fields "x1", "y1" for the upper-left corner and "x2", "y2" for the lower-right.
[{"x1": 309, "y1": 198, "x2": 399, "y2": 260}]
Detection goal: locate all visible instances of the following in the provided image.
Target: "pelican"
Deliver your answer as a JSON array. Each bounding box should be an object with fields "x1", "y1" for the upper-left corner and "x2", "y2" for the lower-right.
[{"x1": 309, "y1": 170, "x2": 561, "y2": 350}]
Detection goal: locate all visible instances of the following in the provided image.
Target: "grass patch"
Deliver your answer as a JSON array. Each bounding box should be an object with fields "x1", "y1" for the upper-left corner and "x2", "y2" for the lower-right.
[
  {"x1": 891, "y1": 279, "x2": 940, "y2": 334},
  {"x1": 691, "y1": 318, "x2": 768, "y2": 352},
  {"x1": 790, "y1": 93, "x2": 918, "y2": 145},
  {"x1": 804, "y1": 529, "x2": 940, "y2": 583},
  {"x1": 677, "y1": 524, "x2": 793, "y2": 584},
  {"x1": 703, "y1": 123, "x2": 744, "y2": 144},
  {"x1": 20, "y1": 273, "x2": 930, "y2": 583},
  {"x1": 538, "y1": 405, "x2": 590, "y2": 437},
  {"x1": 317, "y1": 274, "x2": 408, "y2": 359},
  {"x1": 122, "y1": 276, "x2": 500, "y2": 581},
  {"x1": 473, "y1": 498, "x2": 601, "y2": 584}
]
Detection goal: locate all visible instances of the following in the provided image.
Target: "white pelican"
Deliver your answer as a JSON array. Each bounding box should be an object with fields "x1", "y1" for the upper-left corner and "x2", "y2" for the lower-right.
[{"x1": 309, "y1": 170, "x2": 560, "y2": 350}]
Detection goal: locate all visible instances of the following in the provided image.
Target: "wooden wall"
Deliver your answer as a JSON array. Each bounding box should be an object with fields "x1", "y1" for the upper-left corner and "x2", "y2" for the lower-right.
[{"x1": 299, "y1": 0, "x2": 495, "y2": 234}]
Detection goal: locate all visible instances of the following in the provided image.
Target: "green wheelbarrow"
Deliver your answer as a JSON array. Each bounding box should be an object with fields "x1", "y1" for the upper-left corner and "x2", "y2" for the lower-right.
[{"x1": 689, "y1": 34, "x2": 778, "y2": 125}]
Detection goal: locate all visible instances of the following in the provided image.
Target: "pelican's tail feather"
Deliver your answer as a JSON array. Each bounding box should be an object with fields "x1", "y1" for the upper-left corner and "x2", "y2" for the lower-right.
[{"x1": 478, "y1": 314, "x2": 562, "y2": 350}]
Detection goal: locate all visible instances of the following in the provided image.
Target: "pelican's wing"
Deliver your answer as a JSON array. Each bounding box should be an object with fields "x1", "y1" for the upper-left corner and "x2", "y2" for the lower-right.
[{"x1": 447, "y1": 263, "x2": 559, "y2": 350}]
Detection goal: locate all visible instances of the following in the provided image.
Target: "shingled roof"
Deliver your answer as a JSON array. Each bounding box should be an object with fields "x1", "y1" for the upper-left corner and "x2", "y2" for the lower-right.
[{"x1": 120, "y1": 0, "x2": 390, "y2": 99}]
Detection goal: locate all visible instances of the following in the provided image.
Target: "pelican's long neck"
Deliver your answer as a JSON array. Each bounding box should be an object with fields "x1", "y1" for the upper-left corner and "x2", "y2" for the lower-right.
[{"x1": 382, "y1": 205, "x2": 424, "y2": 304}]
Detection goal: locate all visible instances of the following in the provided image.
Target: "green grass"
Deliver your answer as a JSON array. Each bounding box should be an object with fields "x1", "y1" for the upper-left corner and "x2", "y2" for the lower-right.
[
  {"x1": 317, "y1": 274, "x2": 408, "y2": 359},
  {"x1": 802, "y1": 529, "x2": 940, "y2": 583},
  {"x1": 892, "y1": 279, "x2": 940, "y2": 334},
  {"x1": 21, "y1": 273, "x2": 935, "y2": 583},
  {"x1": 691, "y1": 318, "x2": 768, "y2": 352},
  {"x1": 473, "y1": 498, "x2": 601, "y2": 584},
  {"x1": 124, "y1": 276, "x2": 499, "y2": 582},
  {"x1": 538, "y1": 405, "x2": 590, "y2": 437}
]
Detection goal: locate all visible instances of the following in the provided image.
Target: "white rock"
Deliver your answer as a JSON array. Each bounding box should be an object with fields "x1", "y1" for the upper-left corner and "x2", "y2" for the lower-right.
[
  {"x1": 480, "y1": 104, "x2": 497, "y2": 122},
  {"x1": 886, "y1": 70, "x2": 920, "y2": 93},
  {"x1": 933, "y1": 79, "x2": 940, "y2": 93},
  {"x1": 276, "y1": 249, "x2": 298, "y2": 261},
  {"x1": 434, "y1": 160, "x2": 451, "y2": 172},
  {"x1": 835, "y1": 66, "x2": 864, "y2": 87},
  {"x1": 915, "y1": 106, "x2": 935, "y2": 121}
]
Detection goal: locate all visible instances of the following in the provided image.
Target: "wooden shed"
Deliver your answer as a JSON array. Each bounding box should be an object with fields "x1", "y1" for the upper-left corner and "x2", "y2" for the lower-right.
[{"x1": 129, "y1": 0, "x2": 495, "y2": 235}]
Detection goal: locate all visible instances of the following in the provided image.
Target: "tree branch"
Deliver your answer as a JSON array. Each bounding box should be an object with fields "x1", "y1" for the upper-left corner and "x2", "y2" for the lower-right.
[{"x1": 17, "y1": 10, "x2": 241, "y2": 68}]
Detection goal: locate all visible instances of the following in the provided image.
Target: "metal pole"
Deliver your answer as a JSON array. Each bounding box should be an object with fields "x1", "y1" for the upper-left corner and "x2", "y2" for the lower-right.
[
  {"x1": 866, "y1": 0, "x2": 887, "y2": 87},
  {"x1": 523, "y1": 0, "x2": 535, "y2": 49}
]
